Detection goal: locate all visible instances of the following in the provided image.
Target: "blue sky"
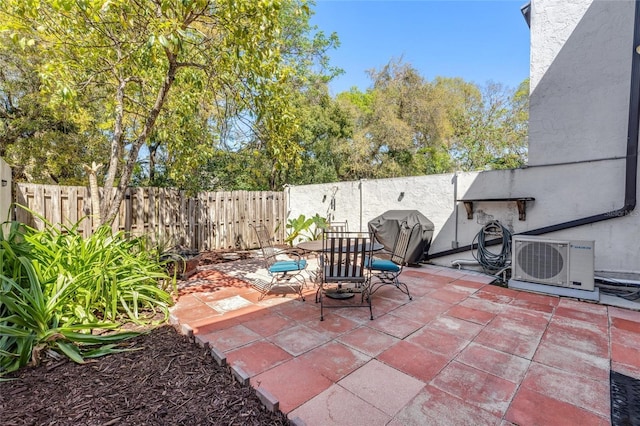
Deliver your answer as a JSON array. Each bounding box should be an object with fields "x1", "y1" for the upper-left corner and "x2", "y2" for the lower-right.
[{"x1": 309, "y1": 0, "x2": 531, "y2": 95}]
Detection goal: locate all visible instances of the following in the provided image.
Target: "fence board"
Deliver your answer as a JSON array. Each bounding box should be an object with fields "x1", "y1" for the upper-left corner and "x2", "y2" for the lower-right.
[{"x1": 14, "y1": 183, "x2": 285, "y2": 251}]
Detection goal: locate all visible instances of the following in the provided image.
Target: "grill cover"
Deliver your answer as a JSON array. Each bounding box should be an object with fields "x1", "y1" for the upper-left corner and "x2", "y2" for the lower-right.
[{"x1": 368, "y1": 210, "x2": 434, "y2": 264}]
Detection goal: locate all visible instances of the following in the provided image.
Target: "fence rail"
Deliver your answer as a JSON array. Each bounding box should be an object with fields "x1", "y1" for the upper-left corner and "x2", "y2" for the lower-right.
[{"x1": 14, "y1": 184, "x2": 287, "y2": 251}]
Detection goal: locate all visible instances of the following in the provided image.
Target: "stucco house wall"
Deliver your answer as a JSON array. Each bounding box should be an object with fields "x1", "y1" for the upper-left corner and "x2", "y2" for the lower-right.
[{"x1": 288, "y1": 0, "x2": 640, "y2": 277}]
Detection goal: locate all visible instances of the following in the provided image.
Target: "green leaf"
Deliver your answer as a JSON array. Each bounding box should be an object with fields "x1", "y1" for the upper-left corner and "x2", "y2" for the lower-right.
[{"x1": 55, "y1": 341, "x2": 85, "y2": 364}]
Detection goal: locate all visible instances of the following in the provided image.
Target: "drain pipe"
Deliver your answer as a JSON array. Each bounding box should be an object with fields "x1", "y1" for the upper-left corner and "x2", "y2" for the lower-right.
[{"x1": 429, "y1": 0, "x2": 640, "y2": 259}]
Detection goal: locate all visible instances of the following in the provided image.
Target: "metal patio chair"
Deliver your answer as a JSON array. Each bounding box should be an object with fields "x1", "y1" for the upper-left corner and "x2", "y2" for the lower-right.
[
  {"x1": 327, "y1": 220, "x2": 349, "y2": 233},
  {"x1": 250, "y1": 223, "x2": 307, "y2": 301},
  {"x1": 366, "y1": 221, "x2": 419, "y2": 301},
  {"x1": 317, "y1": 231, "x2": 373, "y2": 321}
]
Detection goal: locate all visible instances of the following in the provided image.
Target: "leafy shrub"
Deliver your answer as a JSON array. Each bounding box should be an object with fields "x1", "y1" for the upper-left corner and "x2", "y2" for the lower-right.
[
  {"x1": 284, "y1": 214, "x2": 328, "y2": 245},
  {"x1": 0, "y1": 217, "x2": 174, "y2": 376}
]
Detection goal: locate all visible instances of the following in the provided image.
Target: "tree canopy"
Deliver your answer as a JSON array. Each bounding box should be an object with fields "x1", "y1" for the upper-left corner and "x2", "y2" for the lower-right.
[{"x1": 1, "y1": 3, "x2": 528, "y2": 210}]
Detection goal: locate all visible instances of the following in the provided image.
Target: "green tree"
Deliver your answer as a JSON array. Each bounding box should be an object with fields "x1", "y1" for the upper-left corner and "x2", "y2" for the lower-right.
[
  {"x1": 1, "y1": 0, "x2": 305, "y2": 224},
  {"x1": 0, "y1": 33, "x2": 108, "y2": 184},
  {"x1": 447, "y1": 78, "x2": 529, "y2": 171}
]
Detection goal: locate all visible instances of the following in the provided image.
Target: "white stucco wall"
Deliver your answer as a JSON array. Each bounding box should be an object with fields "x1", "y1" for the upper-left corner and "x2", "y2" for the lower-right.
[
  {"x1": 528, "y1": 0, "x2": 633, "y2": 166},
  {"x1": 288, "y1": 0, "x2": 640, "y2": 277}
]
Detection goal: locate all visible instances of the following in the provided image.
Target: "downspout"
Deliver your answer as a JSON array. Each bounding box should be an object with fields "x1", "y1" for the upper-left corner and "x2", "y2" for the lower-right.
[{"x1": 429, "y1": 0, "x2": 640, "y2": 259}]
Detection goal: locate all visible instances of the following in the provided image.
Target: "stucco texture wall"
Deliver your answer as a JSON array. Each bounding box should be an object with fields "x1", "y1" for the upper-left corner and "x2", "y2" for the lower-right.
[{"x1": 287, "y1": 0, "x2": 640, "y2": 276}]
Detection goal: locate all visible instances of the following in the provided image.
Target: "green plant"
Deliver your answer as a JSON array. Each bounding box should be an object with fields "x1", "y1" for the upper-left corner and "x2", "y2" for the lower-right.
[
  {"x1": 284, "y1": 214, "x2": 329, "y2": 245},
  {"x1": 0, "y1": 212, "x2": 174, "y2": 376}
]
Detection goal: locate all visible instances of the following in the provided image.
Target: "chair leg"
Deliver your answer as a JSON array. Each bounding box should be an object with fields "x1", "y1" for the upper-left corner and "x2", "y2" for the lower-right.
[{"x1": 369, "y1": 272, "x2": 412, "y2": 301}]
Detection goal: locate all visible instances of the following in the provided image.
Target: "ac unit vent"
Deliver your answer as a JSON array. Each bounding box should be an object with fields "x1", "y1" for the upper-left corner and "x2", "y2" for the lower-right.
[
  {"x1": 516, "y1": 241, "x2": 567, "y2": 280},
  {"x1": 512, "y1": 236, "x2": 594, "y2": 291}
]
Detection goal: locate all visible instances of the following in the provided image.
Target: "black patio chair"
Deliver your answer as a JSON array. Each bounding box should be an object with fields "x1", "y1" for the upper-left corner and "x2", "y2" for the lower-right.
[
  {"x1": 366, "y1": 221, "x2": 419, "y2": 301},
  {"x1": 250, "y1": 223, "x2": 307, "y2": 301},
  {"x1": 317, "y1": 231, "x2": 373, "y2": 321}
]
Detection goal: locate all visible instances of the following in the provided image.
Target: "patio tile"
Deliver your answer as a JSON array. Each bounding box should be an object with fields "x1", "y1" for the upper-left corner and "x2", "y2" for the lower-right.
[
  {"x1": 370, "y1": 284, "x2": 413, "y2": 303},
  {"x1": 520, "y1": 363, "x2": 610, "y2": 418},
  {"x1": 481, "y1": 284, "x2": 520, "y2": 297},
  {"x1": 541, "y1": 316, "x2": 609, "y2": 358},
  {"x1": 472, "y1": 289, "x2": 515, "y2": 305},
  {"x1": 558, "y1": 298, "x2": 608, "y2": 315},
  {"x1": 533, "y1": 340, "x2": 610, "y2": 381},
  {"x1": 460, "y1": 273, "x2": 496, "y2": 284},
  {"x1": 330, "y1": 305, "x2": 376, "y2": 324},
  {"x1": 611, "y1": 341, "x2": 640, "y2": 372},
  {"x1": 377, "y1": 340, "x2": 449, "y2": 383},
  {"x1": 251, "y1": 358, "x2": 333, "y2": 414},
  {"x1": 554, "y1": 305, "x2": 609, "y2": 328},
  {"x1": 611, "y1": 316, "x2": 640, "y2": 335},
  {"x1": 450, "y1": 278, "x2": 488, "y2": 290},
  {"x1": 406, "y1": 326, "x2": 470, "y2": 358},
  {"x1": 339, "y1": 359, "x2": 425, "y2": 416},
  {"x1": 371, "y1": 294, "x2": 409, "y2": 315},
  {"x1": 392, "y1": 297, "x2": 451, "y2": 323},
  {"x1": 446, "y1": 304, "x2": 497, "y2": 326},
  {"x1": 403, "y1": 280, "x2": 439, "y2": 298},
  {"x1": 366, "y1": 312, "x2": 424, "y2": 339},
  {"x1": 611, "y1": 326, "x2": 640, "y2": 352},
  {"x1": 513, "y1": 289, "x2": 560, "y2": 307},
  {"x1": 297, "y1": 341, "x2": 371, "y2": 382},
  {"x1": 459, "y1": 297, "x2": 506, "y2": 315},
  {"x1": 508, "y1": 298, "x2": 556, "y2": 314},
  {"x1": 609, "y1": 305, "x2": 640, "y2": 322},
  {"x1": 612, "y1": 361, "x2": 640, "y2": 381},
  {"x1": 403, "y1": 268, "x2": 456, "y2": 282},
  {"x1": 199, "y1": 324, "x2": 262, "y2": 352},
  {"x1": 186, "y1": 314, "x2": 240, "y2": 334},
  {"x1": 337, "y1": 326, "x2": 399, "y2": 357},
  {"x1": 428, "y1": 315, "x2": 484, "y2": 341},
  {"x1": 288, "y1": 383, "x2": 390, "y2": 426},
  {"x1": 498, "y1": 305, "x2": 552, "y2": 330},
  {"x1": 506, "y1": 387, "x2": 609, "y2": 426},
  {"x1": 456, "y1": 343, "x2": 530, "y2": 384},
  {"x1": 300, "y1": 312, "x2": 360, "y2": 338},
  {"x1": 430, "y1": 287, "x2": 473, "y2": 304},
  {"x1": 431, "y1": 361, "x2": 517, "y2": 417},
  {"x1": 191, "y1": 286, "x2": 255, "y2": 302},
  {"x1": 170, "y1": 294, "x2": 220, "y2": 323},
  {"x1": 205, "y1": 294, "x2": 254, "y2": 314},
  {"x1": 389, "y1": 385, "x2": 503, "y2": 426},
  {"x1": 272, "y1": 299, "x2": 319, "y2": 321},
  {"x1": 226, "y1": 340, "x2": 292, "y2": 376},
  {"x1": 241, "y1": 311, "x2": 295, "y2": 337},
  {"x1": 269, "y1": 323, "x2": 332, "y2": 356},
  {"x1": 432, "y1": 268, "x2": 468, "y2": 280},
  {"x1": 473, "y1": 320, "x2": 544, "y2": 359}
]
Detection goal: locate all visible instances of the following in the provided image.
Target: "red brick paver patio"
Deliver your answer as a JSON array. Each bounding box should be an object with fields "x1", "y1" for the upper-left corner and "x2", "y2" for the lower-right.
[{"x1": 170, "y1": 263, "x2": 640, "y2": 425}]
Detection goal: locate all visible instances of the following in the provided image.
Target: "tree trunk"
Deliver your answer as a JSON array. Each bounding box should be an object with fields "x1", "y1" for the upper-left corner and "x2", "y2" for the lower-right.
[
  {"x1": 83, "y1": 162, "x2": 103, "y2": 230},
  {"x1": 100, "y1": 56, "x2": 179, "y2": 226}
]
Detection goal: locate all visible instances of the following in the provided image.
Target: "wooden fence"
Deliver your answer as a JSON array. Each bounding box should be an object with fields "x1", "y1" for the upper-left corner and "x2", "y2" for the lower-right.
[{"x1": 14, "y1": 183, "x2": 287, "y2": 251}]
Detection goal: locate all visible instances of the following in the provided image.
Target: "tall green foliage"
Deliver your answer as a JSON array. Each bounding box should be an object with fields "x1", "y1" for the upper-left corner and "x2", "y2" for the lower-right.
[{"x1": 0, "y1": 217, "x2": 172, "y2": 376}]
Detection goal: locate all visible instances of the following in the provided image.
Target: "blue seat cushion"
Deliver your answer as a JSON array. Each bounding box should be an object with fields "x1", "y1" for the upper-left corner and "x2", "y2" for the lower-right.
[
  {"x1": 366, "y1": 257, "x2": 400, "y2": 272},
  {"x1": 269, "y1": 259, "x2": 307, "y2": 273}
]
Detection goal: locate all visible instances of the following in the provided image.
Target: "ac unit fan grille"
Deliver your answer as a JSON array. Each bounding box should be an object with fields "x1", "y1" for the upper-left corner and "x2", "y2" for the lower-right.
[{"x1": 517, "y1": 242, "x2": 565, "y2": 280}]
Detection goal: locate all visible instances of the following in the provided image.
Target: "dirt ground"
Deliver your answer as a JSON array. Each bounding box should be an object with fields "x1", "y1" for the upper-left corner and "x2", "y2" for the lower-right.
[{"x1": 0, "y1": 251, "x2": 289, "y2": 426}]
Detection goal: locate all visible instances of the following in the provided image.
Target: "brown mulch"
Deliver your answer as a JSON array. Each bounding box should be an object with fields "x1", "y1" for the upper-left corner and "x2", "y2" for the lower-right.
[{"x1": 0, "y1": 250, "x2": 289, "y2": 426}]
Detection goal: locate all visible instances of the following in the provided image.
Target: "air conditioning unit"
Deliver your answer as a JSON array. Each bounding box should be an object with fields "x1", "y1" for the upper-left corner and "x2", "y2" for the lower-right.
[{"x1": 512, "y1": 236, "x2": 595, "y2": 291}]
